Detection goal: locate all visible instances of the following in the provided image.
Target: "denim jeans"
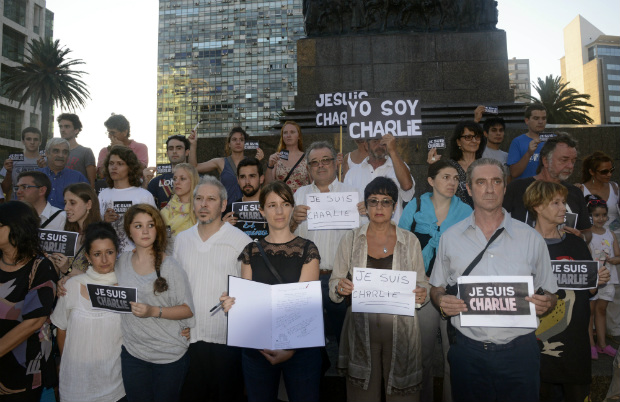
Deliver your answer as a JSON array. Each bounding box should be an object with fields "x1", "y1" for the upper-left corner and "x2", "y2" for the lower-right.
[
  {"x1": 120, "y1": 346, "x2": 189, "y2": 402},
  {"x1": 242, "y1": 347, "x2": 322, "y2": 402}
]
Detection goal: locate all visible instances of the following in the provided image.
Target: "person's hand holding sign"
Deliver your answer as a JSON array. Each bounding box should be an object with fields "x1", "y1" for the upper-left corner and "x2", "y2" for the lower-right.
[
  {"x1": 438, "y1": 294, "x2": 467, "y2": 316},
  {"x1": 525, "y1": 291, "x2": 557, "y2": 316},
  {"x1": 413, "y1": 286, "x2": 427, "y2": 305},
  {"x1": 130, "y1": 302, "x2": 157, "y2": 318},
  {"x1": 427, "y1": 148, "x2": 441, "y2": 165},
  {"x1": 292, "y1": 205, "x2": 310, "y2": 225},
  {"x1": 382, "y1": 133, "x2": 397, "y2": 156},
  {"x1": 336, "y1": 278, "x2": 353, "y2": 296}
]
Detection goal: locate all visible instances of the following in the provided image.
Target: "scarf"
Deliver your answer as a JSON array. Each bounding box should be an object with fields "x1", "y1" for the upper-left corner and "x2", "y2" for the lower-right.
[
  {"x1": 413, "y1": 192, "x2": 472, "y2": 274},
  {"x1": 74, "y1": 266, "x2": 118, "y2": 286},
  {"x1": 160, "y1": 194, "x2": 196, "y2": 235}
]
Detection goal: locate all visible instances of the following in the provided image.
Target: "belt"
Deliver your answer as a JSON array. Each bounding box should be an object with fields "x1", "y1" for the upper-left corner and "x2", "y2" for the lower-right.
[
  {"x1": 455, "y1": 330, "x2": 534, "y2": 352},
  {"x1": 319, "y1": 269, "x2": 332, "y2": 276}
]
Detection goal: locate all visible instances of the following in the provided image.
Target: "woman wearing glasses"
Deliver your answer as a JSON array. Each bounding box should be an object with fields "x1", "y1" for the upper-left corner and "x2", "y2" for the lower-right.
[
  {"x1": 577, "y1": 152, "x2": 619, "y2": 236},
  {"x1": 427, "y1": 121, "x2": 486, "y2": 207},
  {"x1": 329, "y1": 177, "x2": 429, "y2": 401}
]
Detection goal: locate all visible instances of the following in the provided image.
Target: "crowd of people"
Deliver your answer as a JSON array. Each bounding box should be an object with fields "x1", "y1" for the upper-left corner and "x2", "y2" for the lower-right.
[{"x1": 0, "y1": 107, "x2": 619, "y2": 402}]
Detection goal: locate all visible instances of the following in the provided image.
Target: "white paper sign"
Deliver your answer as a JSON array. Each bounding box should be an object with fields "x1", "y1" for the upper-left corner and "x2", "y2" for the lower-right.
[
  {"x1": 306, "y1": 192, "x2": 359, "y2": 230},
  {"x1": 227, "y1": 276, "x2": 325, "y2": 350},
  {"x1": 352, "y1": 267, "x2": 417, "y2": 316},
  {"x1": 457, "y1": 276, "x2": 537, "y2": 328}
]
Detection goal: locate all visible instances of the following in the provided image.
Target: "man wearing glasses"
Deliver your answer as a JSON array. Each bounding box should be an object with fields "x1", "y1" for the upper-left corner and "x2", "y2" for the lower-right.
[
  {"x1": 291, "y1": 141, "x2": 365, "y2": 344},
  {"x1": 504, "y1": 133, "x2": 591, "y2": 236},
  {"x1": 344, "y1": 133, "x2": 415, "y2": 223},
  {"x1": 37, "y1": 138, "x2": 88, "y2": 209},
  {"x1": 15, "y1": 171, "x2": 66, "y2": 230}
]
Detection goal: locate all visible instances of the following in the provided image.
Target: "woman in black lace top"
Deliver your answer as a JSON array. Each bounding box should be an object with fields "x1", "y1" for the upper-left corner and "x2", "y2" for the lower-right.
[{"x1": 221, "y1": 181, "x2": 321, "y2": 402}]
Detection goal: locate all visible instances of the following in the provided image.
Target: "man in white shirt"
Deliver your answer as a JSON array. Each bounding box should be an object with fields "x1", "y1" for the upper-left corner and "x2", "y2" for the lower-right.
[
  {"x1": 344, "y1": 133, "x2": 414, "y2": 223},
  {"x1": 291, "y1": 141, "x2": 365, "y2": 343},
  {"x1": 15, "y1": 171, "x2": 66, "y2": 230},
  {"x1": 174, "y1": 176, "x2": 252, "y2": 402}
]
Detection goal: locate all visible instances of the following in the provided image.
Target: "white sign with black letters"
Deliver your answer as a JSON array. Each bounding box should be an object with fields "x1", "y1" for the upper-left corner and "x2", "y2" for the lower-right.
[
  {"x1": 315, "y1": 91, "x2": 369, "y2": 127},
  {"x1": 306, "y1": 192, "x2": 359, "y2": 230},
  {"x1": 352, "y1": 267, "x2": 417, "y2": 316},
  {"x1": 347, "y1": 98, "x2": 422, "y2": 139}
]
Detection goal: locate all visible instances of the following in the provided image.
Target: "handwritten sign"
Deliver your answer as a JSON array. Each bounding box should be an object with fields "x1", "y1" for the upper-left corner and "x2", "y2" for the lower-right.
[
  {"x1": 235, "y1": 221, "x2": 269, "y2": 240},
  {"x1": 244, "y1": 141, "x2": 259, "y2": 150},
  {"x1": 551, "y1": 260, "x2": 598, "y2": 290},
  {"x1": 39, "y1": 229, "x2": 79, "y2": 257},
  {"x1": 232, "y1": 201, "x2": 264, "y2": 223},
  {"x1": 156, "y1": 164, "x2": 172, "y2": 174},
  {"x1": 458, "y1": 276, "x2": 536, "y2": 328},
  {"x1": 8, "y1": 153, "x2": 24, "y2": 161},
  {"x1": 352, "y1": 267, "x2": 417, "y2": 316},
  {"x1": 427, "y1": 136, "x2": 446, "y2": 149},
  {"x1": 539, "y1": 133, "x2": 556, "y2": 142},
  {"x1": 484, "y1": 106, "x2": 499, "y2": 114},
  {"x1": 87, "y1": 284, "x2": 137, "y2": 313},
  {"x1": 315, "y1": 91, "x2": 368, "y2": 127},
  {"x1": 306, "y1": 192, "x2": 359, "y2": 230},
  {"x1": 347, "y1": 98, "x2": 422, "y2": 139}
]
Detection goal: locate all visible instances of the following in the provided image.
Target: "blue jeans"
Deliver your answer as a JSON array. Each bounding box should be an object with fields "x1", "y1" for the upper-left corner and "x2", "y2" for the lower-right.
[
  {"x1": 320, "y1": 273, "x2": 347, "y2": 344},
  {"x1": 242, "y1": 348, "x2": 322, "y2": 402},
  {"x1": 448, "y1": 331, "x2": 540, "y2": 402},
  {"x1": 120, "y1": 346, "x2": 189, "y2": 402}
]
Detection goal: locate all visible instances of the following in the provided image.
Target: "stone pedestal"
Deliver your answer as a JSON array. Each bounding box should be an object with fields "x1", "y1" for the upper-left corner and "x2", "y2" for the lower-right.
[{"x1": 295, "y1": 30, "x2": 514, "y2": 108}]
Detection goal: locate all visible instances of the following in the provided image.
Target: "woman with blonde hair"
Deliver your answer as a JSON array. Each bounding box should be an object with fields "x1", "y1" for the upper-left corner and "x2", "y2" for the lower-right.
[
  {"x1": 265, "y1": 121, "x2": 310, "y2": 193},
  {"x1": 161, "y1": 163, "x2": 199, "y2": 251}
]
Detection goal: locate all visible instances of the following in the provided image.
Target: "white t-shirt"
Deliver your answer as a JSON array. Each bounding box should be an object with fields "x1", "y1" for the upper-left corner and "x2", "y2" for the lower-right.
[{"x1": 98, "y1": 186, "x2": 156, "y2": 252}]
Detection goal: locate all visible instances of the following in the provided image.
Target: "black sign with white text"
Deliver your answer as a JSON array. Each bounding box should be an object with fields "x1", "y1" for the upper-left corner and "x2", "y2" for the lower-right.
[
  {"x1": 87, "y1": 284, "x2": 137, "y2": 313},
  {"x1": 564, "y1": 212, "x2": 577, "y2": 229},
  {"x1": 113, "y1": 201, "x2": 132, "y2": 214},
  {"x1": 8, "y1": 153, "x2": 24, "y2": 161},
  {"x1": 539, "y1": 133, "x2": 556, "y2": 142},
  {"x1": 244, "y1": 141, "x2": 259, "y2": 150},
  {"x1": 315, "y1": 91, "x2": 368, "y2": 127},
  {"x1": 157, "y1": 164, "x2": 172, "y2": 174},
  {"x1": 551, "y1": 260, "x2": 598, "y2": 290},
  {"x1": 279, "y1": 150, "x2": 289, "y2": 161},
  {"x1": 39, "y1": 229, "x2": 79, "y2": 257},
  {"x1": 484, "y1": 106, "x2": 499, "y2": 114},
  {"x1": 427, "y1": 136, "x2": 446, "y2": 149},
  {"x1": 347, "y1": 98, "x2": 422, "y2": 139},
  {"x1": 233, "y1": 202, "x2": 264, "y2": 223},
  {"x1": 459, "y1": 282, "x2": 531, "y2": 316}
]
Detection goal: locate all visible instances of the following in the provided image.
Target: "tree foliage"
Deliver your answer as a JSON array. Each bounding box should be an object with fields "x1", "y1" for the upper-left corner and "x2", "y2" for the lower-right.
[
  {"x1": 519, "y1": 75, "x2": 593, "y2": 124},
  {"x1": 1, "y1": 38, "x2": 90, "y2": 146}
]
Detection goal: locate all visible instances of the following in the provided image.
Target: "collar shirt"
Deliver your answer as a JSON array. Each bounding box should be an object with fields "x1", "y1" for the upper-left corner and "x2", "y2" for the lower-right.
[
  {"x1": 38, "y1": 166, "x2": 88, "y2": 209},
  {"x1": 40, "y1": 202, "x2": 67, "y2": 231},
  {"x1": 429, "y1": 209, "x2": 558, "y2": 344},
  {"x1": 294, "y1": 179, "x2": 365, "y2": 271},
  {"x1": 344, "y1": 156, "x2": 414, "y2": 224},
  {"x1": 173, "y1": 222, "x2": 252, "y2": 344}
]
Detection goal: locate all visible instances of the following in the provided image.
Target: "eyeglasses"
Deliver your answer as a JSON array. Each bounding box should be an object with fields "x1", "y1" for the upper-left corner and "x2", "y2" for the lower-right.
[
  {"x1": 367, "y1": 198, "x2": 395, "y2": 208},
  {"x1": 308, "y1": 158, "x2": 334, "y2": 168},
  {"x1": 460, "y1": 135, "x2": 481, "y2": 142},
  {"x1": 14, "y1": 184, "x2": 41, "y2": 192},
  {"x1": 597, "y1": 167, "x2": 615, "y2": 175}
]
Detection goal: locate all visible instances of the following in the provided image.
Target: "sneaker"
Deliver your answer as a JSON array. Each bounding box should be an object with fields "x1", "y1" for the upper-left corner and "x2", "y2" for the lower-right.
[
  {"x1": 591, "y1": 346, "x2": 599, "y2": 360},
  {"x1": 597, "y1": 344, "x2": 618, "y2": 357}
]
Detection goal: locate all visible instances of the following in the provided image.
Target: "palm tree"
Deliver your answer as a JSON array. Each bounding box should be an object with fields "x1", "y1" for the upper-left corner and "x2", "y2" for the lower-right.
[
  {"x1": 518, "y1": 75, "x2": 593, "y2": 124},
  {"x1": 1, "y1": 38, "x2": 90, "y2": 147}
]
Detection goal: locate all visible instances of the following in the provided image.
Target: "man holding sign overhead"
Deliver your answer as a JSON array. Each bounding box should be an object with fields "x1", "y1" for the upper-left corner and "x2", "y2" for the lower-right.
[
  {"x1": 430, "y1": 158, "x2": 558, "y2": 402},
  {"x1": 291, "y1": 141, "x2": 364, "y2": 344}
]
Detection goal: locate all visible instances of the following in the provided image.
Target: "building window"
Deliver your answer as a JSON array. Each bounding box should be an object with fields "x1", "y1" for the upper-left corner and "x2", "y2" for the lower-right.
[
  {"x1": 2, "y1": 26, "x2": 26, "y2": 62},
  {"x1": 611, "y1": 95, "x2": 620, "y2": 102},
  {"x1": 33, "y1": 5, "x2": 43, "y2": 35},
  {"x1": 0, "y1": 104, "x2": 24, "y2": 141},
  {"x1": 3, "y1": 0, "x2": 26, "y2": 26},
  {"x1": 608, "y1": 64, "x2": 620, "y2": 70},
  {"x1": 508, "y1": 64, "x2": 515, "y2": 71},
  {"x1": 609, "y1": 85, "x2": 620, "y2": 92},
  {"x1": 609, "y1": 75, "x2": 620, "y2": 81},
  {"x1": 610, "y1": 116, "x2": 620, "y2": 123},
  {"x1": 516, "y1": 63, "x2": 528, "y2": 70},
  {"x1": 597, "y1": 46, "x2": 620, "y2": 57}
]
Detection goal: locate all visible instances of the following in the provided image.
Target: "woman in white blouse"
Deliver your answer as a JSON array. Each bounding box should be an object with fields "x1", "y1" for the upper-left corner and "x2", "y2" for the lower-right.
[{"x1": 51, "y1": 222, "x2": 125, "y2": 402}]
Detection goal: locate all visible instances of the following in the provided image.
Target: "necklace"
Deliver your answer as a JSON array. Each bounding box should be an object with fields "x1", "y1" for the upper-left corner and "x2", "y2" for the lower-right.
[{"x1": 1, "y1": 255, "x2": 17, "y2": 266}]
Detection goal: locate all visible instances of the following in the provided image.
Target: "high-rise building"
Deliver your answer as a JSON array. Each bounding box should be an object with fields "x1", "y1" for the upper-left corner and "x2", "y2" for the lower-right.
[
  {"x1": 155, "y1": 0, "x2": 305, "y2": 164},
  {"x1": 560, "y1": 15, "x2": 620, "y2": 124},
  {"x1": 0, "y1": 0, "x2": 53, "y2": 158},
  {"x1": 508, "y1": 57, "x2": 530, "y2": 102}
]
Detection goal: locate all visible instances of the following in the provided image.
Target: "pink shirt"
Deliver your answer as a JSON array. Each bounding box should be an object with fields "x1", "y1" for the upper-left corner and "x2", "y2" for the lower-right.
[{"x1": 97, "y1": 140, "x2": 148, "y2": 168}]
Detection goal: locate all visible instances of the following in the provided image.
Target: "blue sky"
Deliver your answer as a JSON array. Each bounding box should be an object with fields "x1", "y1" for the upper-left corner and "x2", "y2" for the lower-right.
[{"x1": 45, "y1": 0, "x2": 619, "y2": 162}]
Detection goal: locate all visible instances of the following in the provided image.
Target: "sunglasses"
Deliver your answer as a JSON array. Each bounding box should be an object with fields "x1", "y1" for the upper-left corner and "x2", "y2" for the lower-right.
[
  {"x1": 597, "y1": 167, "x2": 615, "y2": 175},
  {"x1": 367, "y1": 198, "x2": 395, "y2": 208},
  {"x1": 587, "y1": 199, "x2": 607, "y2": 207},
  {"x1": 308, "y1": 158, "x2": 334, "y2": 168},
  {"x1": 460, "y1": 135, "x2": 481, "y2": 142}
]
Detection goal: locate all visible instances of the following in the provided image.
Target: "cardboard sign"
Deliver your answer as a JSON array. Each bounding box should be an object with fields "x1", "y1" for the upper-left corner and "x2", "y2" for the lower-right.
[
  {"x1": 458, "y1": 276, "x2": 537, "y2": 328},
  {"x1": 347, "y1": 98, "x2": 422, "y2": 139},
  {"x1": 279, "y1": 150, "x2": 289, "y2": 160},
  {"x1": 232, "y1": 201, "x2": 264, "y2": 222},
  {"x1": 306, "y1": 192, "x2": 359, "y2": 230},
  {"x1": 87, "y1": 284, "x2": 137, "y2": 313},
  {"x1": 427, "y1": 136, "x2": 446, "y2": 150},
  {"x1": 157, "y1": 164, "x2": 172, "y2": 174},
  {"x1": 113, "y1": 201, "x2": 132, "y2": 214},
  {"x1": 8, "y1": 153, "x2": 24, "y2": 161},
  {"x1": 235, "y1": 221, "x2": 269, "y2": 240},
  {"x1": 564, "y1": 212, "x2": 577, "y2": 229},
  {"x1": 551, "y1": 260, "x2": 599, "y2": 290},
  {"x1": 539, "y1": 133, "x2": 556, "y2": 142},
  {"x1": 315, "y1": 91, "x2": 369, "y2": 127},
  {"x1": 352, "y1": 267, "x2": 417, "y2": 316},
  {"x1": 39, "y1": 229, "x2": 79, "y2": 257},
  {"x1": 244, "y1": 141, "x2": 259, "y2": 150},
  {"x1": 484, "y1": 106, "x2": 499, "y2": 114}
]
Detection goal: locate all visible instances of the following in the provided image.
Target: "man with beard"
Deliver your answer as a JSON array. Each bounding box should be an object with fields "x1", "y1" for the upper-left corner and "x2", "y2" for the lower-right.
[
  {"x1": 174, "y1": 176, "x2": 251, "y2": 402},
  {"x1": 344, "y1": 133, "x2": 414, "y2": 223},
  {"x1": 503, "y1": 132, "x2": 591, "y2": 234},
  {"x1": 57, "y1": 113, "x2": 96, "y2": 186},
  {"x1": 147, "y1": 135, "x2": 191, "y2": 208},
  {"x1": 37, "y1": 138, "x2": 88, "y2": 209},
  {"x1": 507, "y1": 104, "x2": 548, "y2": 180}
]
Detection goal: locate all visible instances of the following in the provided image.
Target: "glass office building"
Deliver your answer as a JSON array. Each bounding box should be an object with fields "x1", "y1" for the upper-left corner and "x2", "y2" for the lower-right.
[{"x1": 156, "y1": 0, "x2": 305, "y2": 163}]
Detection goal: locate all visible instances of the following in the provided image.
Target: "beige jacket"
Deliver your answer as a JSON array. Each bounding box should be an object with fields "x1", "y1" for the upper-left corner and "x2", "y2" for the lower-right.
[{"x1": 329, "y1": 223, "x2": 429, "y2": 395}]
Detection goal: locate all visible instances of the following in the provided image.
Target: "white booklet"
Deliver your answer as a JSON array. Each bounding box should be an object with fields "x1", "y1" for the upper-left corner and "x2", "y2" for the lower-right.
[{"x1": 226, "y1": 276, "x2": 325, "y2": 350}]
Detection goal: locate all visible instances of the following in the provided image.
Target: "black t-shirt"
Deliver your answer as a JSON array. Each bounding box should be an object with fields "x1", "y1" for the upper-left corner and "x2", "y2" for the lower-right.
[
  {"x1": 504, "y1": 178, "x2": 591, "y2": 230},
  {"x1": 239, "y1": 237, "x2": 320, "y2": 285},
  {"x1": 537, "y1": 233, "x2": 593, "y2": 384},
  {"x1": 147, "y1": 173, "x2": 174, "y2": 209}
]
